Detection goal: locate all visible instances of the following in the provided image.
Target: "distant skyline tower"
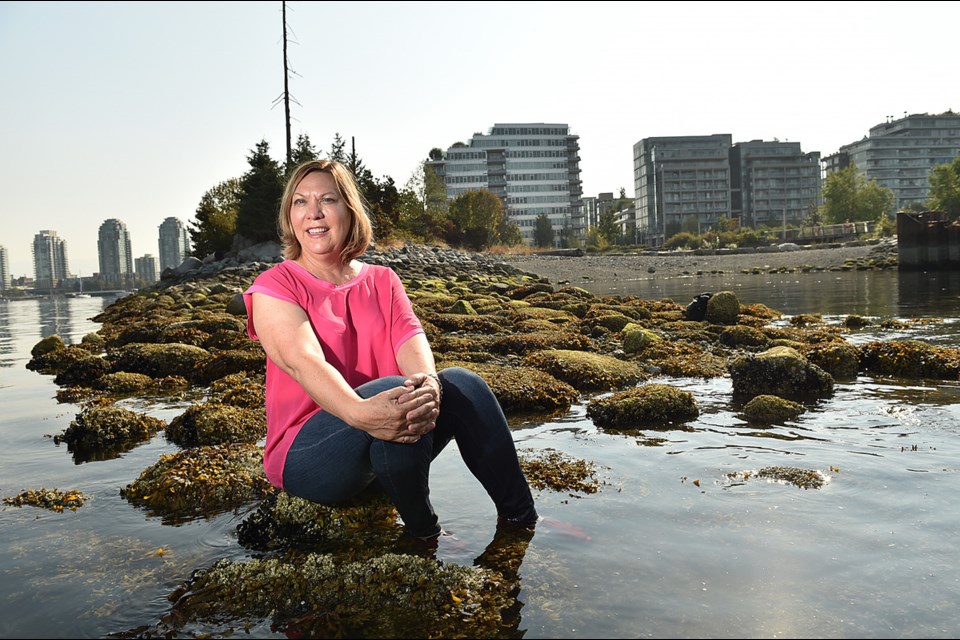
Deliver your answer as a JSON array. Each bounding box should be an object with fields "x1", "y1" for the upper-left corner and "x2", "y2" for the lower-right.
[
  {"x1": 32, "y1": 230, "x2": 69, "y2": 291},
  {"x1": 158, "y1": 216, "x2": 190, "y2": 272},
  {"x1": 0, "y1": 244, "x2": 9, "y2": 291},
  {"x1": 135, "y1": 254, "x2": 159, "y2": 285},
  {"x1": 98, "y1": 218, "x2": 133, "y2": 288}
]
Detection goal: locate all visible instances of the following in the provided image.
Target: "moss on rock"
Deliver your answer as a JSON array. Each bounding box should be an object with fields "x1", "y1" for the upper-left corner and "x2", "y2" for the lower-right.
[{"x1": 586, "y1": 383, "x2": 700, "y2": 431}]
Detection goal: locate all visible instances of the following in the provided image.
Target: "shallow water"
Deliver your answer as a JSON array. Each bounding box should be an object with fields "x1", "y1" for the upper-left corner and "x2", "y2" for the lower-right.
[{"x1": 1, "y1": 271, "x2": 959, "y2": 638}]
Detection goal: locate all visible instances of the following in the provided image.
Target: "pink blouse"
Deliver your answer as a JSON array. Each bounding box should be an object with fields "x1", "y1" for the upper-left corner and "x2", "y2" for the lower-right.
[{"x1": 243, "y1": 260, "x2": 425, "y2": 487}]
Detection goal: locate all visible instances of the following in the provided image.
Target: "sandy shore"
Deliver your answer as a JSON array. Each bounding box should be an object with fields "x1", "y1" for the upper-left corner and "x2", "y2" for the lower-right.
[{"x1": 501, "y1": 241, "x2": 893, "y2": 285}]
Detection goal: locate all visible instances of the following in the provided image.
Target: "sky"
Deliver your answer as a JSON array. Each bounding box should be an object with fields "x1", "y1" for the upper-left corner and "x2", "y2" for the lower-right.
[{"x1": 1, "y1": 0, "x2": 957, "y2": 279}]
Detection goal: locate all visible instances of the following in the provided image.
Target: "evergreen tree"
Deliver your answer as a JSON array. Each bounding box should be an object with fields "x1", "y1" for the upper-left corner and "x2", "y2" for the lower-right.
[
  {"x1": 598, "y1": 209, "x2": 619, "y2": 244},
  {"x1": 235, "y1": 139, "x2": 285, "y2": 245},
  {"x1": 189, "y1": 178, "x2": 241, "y2": 258},
  {"x1": 288, "y1": 133, "x2": 319, "y2": 174},
  {"x1": 534, "y1": 212, "x2": 554, "y2": 247},
  {"x1": 329, "y1": 133, "x2": 347, "y2": 163}
]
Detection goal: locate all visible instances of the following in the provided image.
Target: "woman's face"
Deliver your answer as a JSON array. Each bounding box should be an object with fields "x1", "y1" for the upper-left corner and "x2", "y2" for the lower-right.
[{"x1": 290, "y1": 170, "x2": 351, "y2": 260}]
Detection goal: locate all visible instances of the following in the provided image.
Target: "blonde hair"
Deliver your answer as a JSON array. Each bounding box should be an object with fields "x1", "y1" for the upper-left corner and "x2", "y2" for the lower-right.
[{"x1": 277, "y1": 160, "x2": 373, "y2": 262}]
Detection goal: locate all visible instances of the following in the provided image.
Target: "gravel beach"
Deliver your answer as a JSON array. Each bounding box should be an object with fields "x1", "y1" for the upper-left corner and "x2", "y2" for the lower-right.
[{"x1": 501, "y1": 240, "x2": 896, "y2": 285}]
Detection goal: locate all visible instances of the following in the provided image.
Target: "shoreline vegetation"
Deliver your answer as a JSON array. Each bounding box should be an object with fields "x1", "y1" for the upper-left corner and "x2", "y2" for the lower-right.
[{"x1": 20, "y1": 237, "x2": 956, "y2": 639}]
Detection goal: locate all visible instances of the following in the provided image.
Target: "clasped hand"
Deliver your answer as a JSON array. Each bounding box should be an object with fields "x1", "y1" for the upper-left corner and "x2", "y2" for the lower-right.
[{"x1": 367, "y1": 373, "x2": 440, "y2": 444}]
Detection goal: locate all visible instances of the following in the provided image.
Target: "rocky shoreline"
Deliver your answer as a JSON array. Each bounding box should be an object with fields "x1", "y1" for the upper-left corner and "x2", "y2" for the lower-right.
[{"x1": 501, "y1": 238, "x2": 899, "y2": 286}]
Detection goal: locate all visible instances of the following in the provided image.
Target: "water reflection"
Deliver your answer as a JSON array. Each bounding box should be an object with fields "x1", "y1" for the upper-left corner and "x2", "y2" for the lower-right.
[
  {"x1": 580, "y1": 269, "x2": 960, "y2": 319},
  {"x1": 38, "y1": 296, "x2": 74, "y2": 340},
  {"x1": 896, "y1": 269, "x2": 960, "y2": 316},
  {"x1": 0, "y1": 302, "x2": 14, "y2": 368}
]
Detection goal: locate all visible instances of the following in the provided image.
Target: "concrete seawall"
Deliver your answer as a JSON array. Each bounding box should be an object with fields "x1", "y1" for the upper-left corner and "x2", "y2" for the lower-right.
[{"x1": 897, "y1": 210, "x2": 960, "y2": 270}]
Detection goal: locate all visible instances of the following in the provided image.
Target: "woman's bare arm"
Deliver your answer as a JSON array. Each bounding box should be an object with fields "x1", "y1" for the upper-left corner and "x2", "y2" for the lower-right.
[{"x1": 251, "y1": 292, "x2": 431, "y2": 440}]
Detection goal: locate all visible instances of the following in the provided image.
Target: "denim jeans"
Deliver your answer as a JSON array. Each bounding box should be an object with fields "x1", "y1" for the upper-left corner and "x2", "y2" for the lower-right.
[{"x1": 282, "y1": 366, "x2": 539, "y2": 538}]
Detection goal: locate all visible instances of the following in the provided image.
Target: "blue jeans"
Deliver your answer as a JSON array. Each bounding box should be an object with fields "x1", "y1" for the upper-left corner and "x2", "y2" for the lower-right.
[{"x1": 282, "y1": 366, "x2": 539, "y2": 538}]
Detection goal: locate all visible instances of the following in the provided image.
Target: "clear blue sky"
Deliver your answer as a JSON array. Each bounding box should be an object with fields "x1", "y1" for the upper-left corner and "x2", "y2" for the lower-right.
[{"x1": 1, "y1": 0, "x2": 955, "y2": 278}]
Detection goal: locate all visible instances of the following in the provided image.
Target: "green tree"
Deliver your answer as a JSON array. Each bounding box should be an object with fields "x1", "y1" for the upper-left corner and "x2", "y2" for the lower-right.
[
  {"x1": 927, "y1": 157, "x2": 960, "y2": 219},
  {"x1": 288, "y1": 133, "x2": 319, "y2": 174},
  {"x1": 446, "y1": 189, "x2": 506, "y2": 251},
  {"x1": 397, "y1": 160, "x2": 448, "y2": 241},
  {"x1": 364, "y1": 174, "x2": 401, "y2": 242},
  {"x1": 585, "y1": 226, "x2": 608, "y2": 250},
  {"x1": 498, "y1": 219, "x2": 523, "y2": 247},
  {"x1": 820, "y1": 164, "x2": 894, "y2": 224},
  {"x1": 534, "y1": 213, "x2": 554, "y2": 247},
  {"x1": 235, "y1": 139, "x2": 285, "y2": 245},
  {"x1": 189, "y1": 178, "x2": 241, "y2": 258},
  {"x1": 597, "y1": 209, "x2": 619, "y2": 245},
  {"x1": 329, "y1": 133, "x2": 347, "y2": 163}
]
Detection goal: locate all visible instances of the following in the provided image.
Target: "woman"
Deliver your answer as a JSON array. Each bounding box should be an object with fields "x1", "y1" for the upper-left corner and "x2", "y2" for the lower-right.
[{"x1": 243, "y1": 159, "x2": 539, "y2": 541}]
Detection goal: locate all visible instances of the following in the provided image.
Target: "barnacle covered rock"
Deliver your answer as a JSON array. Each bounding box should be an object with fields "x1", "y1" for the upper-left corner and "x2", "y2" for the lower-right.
[
  {"x1": 857, "y1": 339, "x2": 960, "y2": 380},
  {"x1": 120, "y1": 443, "x2": 272, "y2": 523},
  {"x1": 424, "y1": 313, "x2": 505, "y2": 335},
  {"x1": 521, "y1": 349, "x2": 647, "y2": 391},
  {"x1": 107, "y1": 342, "x2": 212, "y2": 380},
  {"x1": 729, "y1": 346, "x2": 834, "y2": 401},
  {"x1": 447, "y1": 299, "x2": 478, "y2": 315},
  {"x1": 628, "y1": 340, "x2": 728, "y2": 378},
  {"x1": 53, "y1": 354, "x2": 110, "y2": 387},
  {"x1": 488, "y1": 330, "x2": 593, "y2": 356},
  {"x1": 718, "y1": 325, "x2": 771, "y2": 349},
  {"x1": 803, "y1": 341, "x2": 860, "y2": 380},
  {"x1": 166, "y1": 402, "x2": 266, "y2": 447},
  {"x1": 740, "y1": 394, "x2": 806, "y2": 425},
  {"x1": 237, "y1": 489, "x2": 401, "y2": 553},
  {"x1": 55, "y1": 405, "x2": 166, "y2": 452},
  {"x1": 621, "y1": 323, "x2": 662, "y2": 353},
  {"x1": 586, "y1": 383, "x2": 700, "y2": 431},
  {"x1": 208, "y1": 371, "x2": 266, "y2": 408},
  {"x1": 31, "y1": 334, "x2": 66, "y2": 358},
  {"x1": 843, "y1": 314, "x2": 873, "y2": 329},
  {"x1": 162, "y1": 552, "x2": 514, "y2": 639},
  {"x1": 441, "y1": 361, "x2": 578, "y2": 414},
  {"x1": 193, "y1": 347, "x2": 266, "y2": 385},
  {"x1": 704, "y1": 290, "x2": 740, "y2": 325},
  {"x1": 92, "y1": 371, "x2": 159, "y2": 393},
  {"x1": 25, "y1": 343, "x2": 92, "y2": 375}
]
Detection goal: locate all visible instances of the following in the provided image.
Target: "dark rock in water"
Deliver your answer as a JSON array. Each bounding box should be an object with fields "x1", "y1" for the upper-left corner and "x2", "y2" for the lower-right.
[{"x1": 685, "y1": 292, "x2": 713, "y2": 321}]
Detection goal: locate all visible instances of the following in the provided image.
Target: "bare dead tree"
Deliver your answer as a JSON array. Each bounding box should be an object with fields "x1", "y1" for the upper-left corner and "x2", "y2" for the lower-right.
[{"x1": 281, "y1": 1, "x2": 292, "y2": 167}]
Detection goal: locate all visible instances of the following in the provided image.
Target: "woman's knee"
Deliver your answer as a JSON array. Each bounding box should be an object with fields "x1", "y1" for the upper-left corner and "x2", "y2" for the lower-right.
[
  {"x1": 354, "y1": 375, "x2": 406, "y2": 399},
  {"x1": 438, "y1": 366, "x2": 490, "y2": 396},
  {"x1": 438, "y1": 366, "x2": 504, "y2": 418}
]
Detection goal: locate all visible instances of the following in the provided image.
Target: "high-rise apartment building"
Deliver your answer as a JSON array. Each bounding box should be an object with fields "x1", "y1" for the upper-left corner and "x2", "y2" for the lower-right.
[
  {"x1": 731, "y1": 141, "x2": 821, "y2": 229},
  {"x1": 633, "y1": 135, "x2": 733, "y2": 247},
  {"x1": 633, "y1": 135, "x2": 821, "y2": 246},
  {"x1": 822, "y1": 111, "x2": 960, "y2": 211},
  {"x1": 428, "y1": 123, "x2": 583, "y2": 246},
  {"x1": 98, "y1": 218, "x2": 134, "y2": 289},
  {"x1": 32, "y1": 230, "x2": 69, "y2": 291},
  {"x1": 135, "y1": 254, "x2": 159, "y2": 285},
  {"x1": 0, "y1": 245, "x2": 9, "y2": 291},
  {"x1": 158, "y1": 216, "x2": 190, "y2": 271}
]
